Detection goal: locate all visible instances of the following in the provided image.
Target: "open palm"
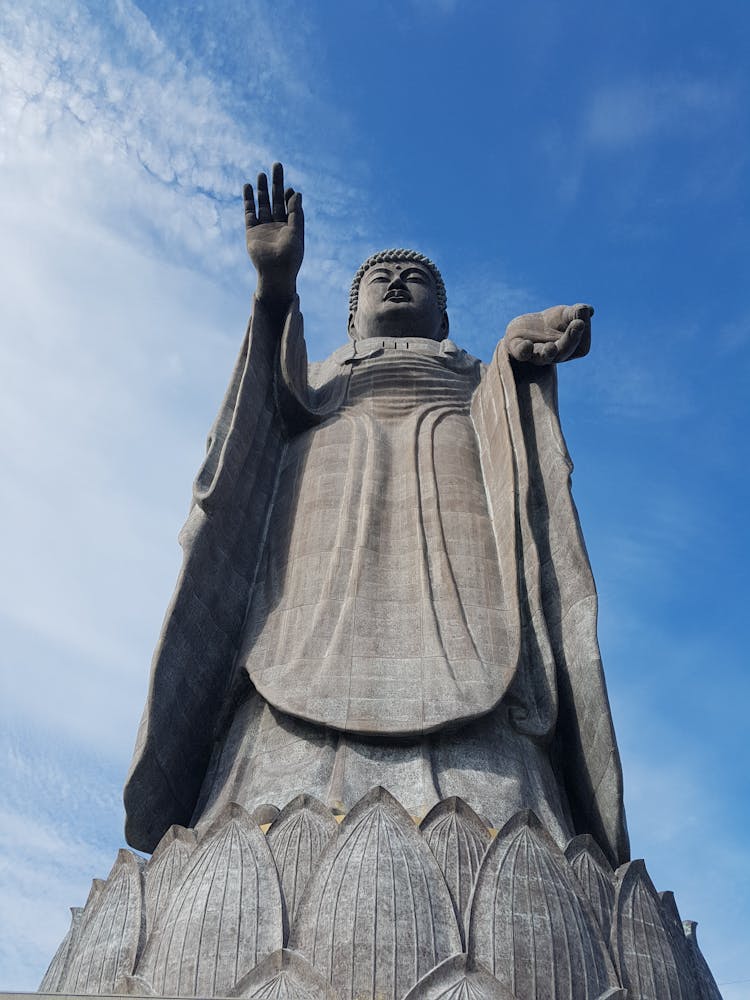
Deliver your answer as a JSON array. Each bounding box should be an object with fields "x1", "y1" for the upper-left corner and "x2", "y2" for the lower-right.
[{"x1": 244, "y1": 162, "x2": 304, "y2": 301}]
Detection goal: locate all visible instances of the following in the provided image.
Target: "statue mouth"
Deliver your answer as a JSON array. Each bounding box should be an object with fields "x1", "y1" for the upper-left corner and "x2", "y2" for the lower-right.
[{"x1": 384, "y1": 290, "x2": 411, "y2": 302}]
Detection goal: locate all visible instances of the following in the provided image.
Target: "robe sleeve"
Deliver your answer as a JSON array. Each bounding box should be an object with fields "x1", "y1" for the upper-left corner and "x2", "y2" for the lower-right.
[
  {"x1": 123, "y1": 296, "x2": 291, "y2": 853},
  {"x1": 474, "y1": 341, "x2": 630, "y2": 868},
  {"x1": 275, "y1": 303, "x2": 350, "y2": 429}
]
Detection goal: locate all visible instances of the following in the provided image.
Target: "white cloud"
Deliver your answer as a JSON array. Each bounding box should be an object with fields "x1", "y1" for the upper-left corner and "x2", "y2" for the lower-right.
[
  {"x1": 584, "y1": 77, "x2": 736, "y2": 149},
  {"x1": 0, "y1": 3, "x2": 745, "y2": 994},
  {"x1": 0, "y1": 0, "x2": 382, "y2": 984},
  {"x1": 542, "y1": 72, "x2": 742, "y2": 208},
  {"x1": 0, "y1": 737, "x2": 125, "y2": 988},
  {"x1": 560, "y1": 318, "x2": 695, "y2": 422},
  {"x1": 717, "y1": 309, "x2": 750, "y2": 356},
  {"x1": 615, "y1": 736, "x2": 750, "y2": 998},
  {"x1": 448, "y1": 269, "x2": 532, "y2": 360},
  {"x1": 0, "y1": 0, "x2": 373, "y2": 344},
  {"x1": 410, "y1": 0, "x2": 461, "y2": 13}
]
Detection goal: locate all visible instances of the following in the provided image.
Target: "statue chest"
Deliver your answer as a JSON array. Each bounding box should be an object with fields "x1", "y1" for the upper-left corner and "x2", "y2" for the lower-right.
[{"x1": 341, "y1": 349, "x2": 477, "y2": 420}]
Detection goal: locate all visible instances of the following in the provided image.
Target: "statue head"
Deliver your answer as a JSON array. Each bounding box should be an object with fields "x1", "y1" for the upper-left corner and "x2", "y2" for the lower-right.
[{"x1": 348, "y1": 249, "x2": 449, "y2": 342}]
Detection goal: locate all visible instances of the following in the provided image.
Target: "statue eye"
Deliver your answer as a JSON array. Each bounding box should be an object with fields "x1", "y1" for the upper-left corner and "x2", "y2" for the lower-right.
[{"x1": 368, "y1": 274, "x2": 390, "y2": 283}]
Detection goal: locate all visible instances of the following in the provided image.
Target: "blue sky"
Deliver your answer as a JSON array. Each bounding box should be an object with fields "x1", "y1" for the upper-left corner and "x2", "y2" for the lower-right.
[{"x1": 1, "y1": 0, "x2": 748, "y2": 994}]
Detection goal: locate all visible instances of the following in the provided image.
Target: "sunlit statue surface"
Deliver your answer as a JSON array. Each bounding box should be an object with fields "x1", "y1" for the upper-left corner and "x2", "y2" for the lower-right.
[{"x1": 124, "y1": 163, "x2": 629, "y2": 869}]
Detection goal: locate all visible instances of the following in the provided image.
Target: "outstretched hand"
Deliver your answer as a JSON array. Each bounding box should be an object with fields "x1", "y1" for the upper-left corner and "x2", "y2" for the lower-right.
[
  {"x1": 505, "y1": 304, "x2": 594, "y2": 365},
  {"x1": 244, "y1": 162, "x2": 304, "y2": 306}
]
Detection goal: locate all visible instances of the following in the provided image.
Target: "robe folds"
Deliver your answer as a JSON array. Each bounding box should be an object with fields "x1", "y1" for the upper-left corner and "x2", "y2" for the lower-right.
[{"x1": 124, "y1": 296, "x2": 630, "y2": 868}]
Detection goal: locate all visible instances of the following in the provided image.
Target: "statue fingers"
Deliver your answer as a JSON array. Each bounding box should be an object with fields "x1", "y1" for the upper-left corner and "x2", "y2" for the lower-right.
[
  {"x1": 256, "y1": 171, "x2": 272, "y2": 223},
  {"x1": 286, "y1": 190, "x2": 304, "y2": 237},
  {"x1": 507, "y1": 337, "x2": 535, "y2": 362},
  {"x1": 554, "y1": 319, "x2": 585, "y2": 363},
  {"x1": 563, "y1": 302, "x2": 594, "y2": 324},
  {"x1": 271, "y1": 162, "x2": 286, "y2": 222},
  {"x1": 531, "y1": 341, "x2": 560, "y2": 365},
  {"x1": 243, "y1": 183, "x2": 257, "y2": 230}
]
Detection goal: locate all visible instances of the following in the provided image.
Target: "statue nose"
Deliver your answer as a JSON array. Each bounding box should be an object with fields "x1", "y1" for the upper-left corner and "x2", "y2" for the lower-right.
[{"x1": 388, "y1": 276, "x2": 406, "y2": 289}]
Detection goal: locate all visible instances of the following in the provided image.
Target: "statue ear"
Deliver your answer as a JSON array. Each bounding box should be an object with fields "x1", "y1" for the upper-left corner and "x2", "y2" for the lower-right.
[
  {"x1": 348, "y1": 311, "x2": 357, "y2": 339},
  {"x1": 440, "y1": 310, "x2": 449, "y2": 339}
]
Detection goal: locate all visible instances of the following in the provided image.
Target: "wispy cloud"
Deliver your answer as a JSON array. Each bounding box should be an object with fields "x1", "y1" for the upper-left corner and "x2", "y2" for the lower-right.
[
  {"x1": 0, "y1": 0, "x2": 372, "y2": 344},
  {"x1": 717, "y1": 309, "x2": 750, "y2": 356},
  {"x1": 543, "y1": 72, "x2": 743, "y2": 210},
  {"x1": 409, "y1": 0, "x2": 461, "y2": 13},
  {"x1": 584, "y1": 77, "x2": 737, "y2": 150},
  {"x1": 610, "y1": 694, "x2": 750, "y2": 998},
  {"x1": 0, "y1": 2, "x2": 380, "y2": 983},
  {"x1": 1, "y1": 2, "x2": 267, "y2": 262},
  {"x1": 1, "y1": 3, "x2": 746, "y2": 994},
  {"x1": 564, "y1": 341, "x2": 694, "y2": 422},
  {"x1": 0, "y1": 736, "x2": 125, "y2": 988},
  {"x1": 447, "y1": 269, "x2": 533, "y2": 360}
]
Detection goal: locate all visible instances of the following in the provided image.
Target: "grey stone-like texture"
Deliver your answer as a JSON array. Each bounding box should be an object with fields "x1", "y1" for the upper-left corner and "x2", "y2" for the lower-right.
[
  {"x1": 38, "y1": 167, "x2": 722, "y2": 999},
  {"x1": 659, "y1": 891, "x2": 700, "y2": 999},
  {"x1": 124, "y1": 220, "x2": 628, "y2": 871},
  {"x1": 683, "y1": 921, "x2": 723, "y2": 1000},
  {"x1": 288, "y1": 787, "x2": 462, "y2": 1000},
  {"x1": 467, "y1": 810, "x2": 618, "y2": 1000},
  {"x1": 38, "y1": 907, "x2": 83, "y2": 993},
  {"x1": 266, "y1": 794, "x2": 339, "y2": 928},
  {"x1": 565, "y1": 835, "x2": 616, "y2": 942},
  {"x1": 134, "y1": 803, "x2": 283, "y2": 997},
  {"x1": 249, "y1": 803, "x2": 281, "y2": 827},
  {"x1": 402, "y1": 953, "x2": 517, "y2": 1000},
  {"x1": 38, "y1": 787, "x2": 725, "y2": 1000},
  {"x1": 57, "y1": 850, "x2": 144, "y2": 995},
  {"x1": 420, "y1": 797, "x2": 491, "y2": 941},
  {"x1": 610, "y1": 860, "x2": 684, "y2": 999},
  {"x1": 228, "y1": 949, "x2": 340, "y2": 1000},
  {"x1": 143, "y1": 825, "x2": 196, "y2": 937}
]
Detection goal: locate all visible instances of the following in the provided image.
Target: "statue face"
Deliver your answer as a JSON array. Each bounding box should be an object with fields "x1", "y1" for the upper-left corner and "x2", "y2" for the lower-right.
[{"x1": 349, "y1": 262, "x2": 449, "y2": 341}]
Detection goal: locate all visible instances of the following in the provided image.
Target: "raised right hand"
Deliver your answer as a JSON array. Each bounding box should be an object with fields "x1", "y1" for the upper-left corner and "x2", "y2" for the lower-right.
[{"x1": 244, "y1": 162, "x2": 304, "y2": 306}]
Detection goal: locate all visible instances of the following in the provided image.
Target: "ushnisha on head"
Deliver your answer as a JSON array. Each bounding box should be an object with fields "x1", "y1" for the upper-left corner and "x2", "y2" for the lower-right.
[{"x1": 348, "y1": 249, "x2": 449, "y2": 342}]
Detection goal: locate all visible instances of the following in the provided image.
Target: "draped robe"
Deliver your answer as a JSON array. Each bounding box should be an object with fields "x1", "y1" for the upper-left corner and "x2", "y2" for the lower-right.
[{"x1": 124, "y1": 297, "x2": 629, "y2": 868}]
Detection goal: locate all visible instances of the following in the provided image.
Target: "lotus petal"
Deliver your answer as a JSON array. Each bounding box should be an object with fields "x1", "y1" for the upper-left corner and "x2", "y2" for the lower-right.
[
  {"x1": 229, "y1": 948, "x2": 340, "y2": 999},
  {"x1": 402, "y1": 952, "x2": 517, "y2": 1000},
  {"x1": 58, "y1": 850, "x2": 145, "y2": 995},
  {"x1": 420, "y1": 798, "x2": 491, "y2": 941},
  {"x1": 564, "y1": 835, "x2": 615, "y2": 942},
  {"x1": 658, "y1": 892, "x2": 700, "y2": 998},
  {"x1": 683, "y1": 921, "x2": 722, "y2": 1000},
  {"x1": 467, "y1": 810, "x2": 617, "y2": 1000},
  {"x1": 136, "y1": 802, "x2": 283, "y2": 997},
  {"x1": 39, "y1": 906, "x2": 83, "y2": 992},
  {"x1": 144, "y1": 824, "x2": 197, "y2": 934},
  {"x1": 267, "y1": 794, "x2": 338, "y2": 926},
  {"x1": 289, "y1": 786, "x2": 462, "y2": 1000},
  {"x1": 611, "y1": 860, "x2": 683, "y2": 999}
]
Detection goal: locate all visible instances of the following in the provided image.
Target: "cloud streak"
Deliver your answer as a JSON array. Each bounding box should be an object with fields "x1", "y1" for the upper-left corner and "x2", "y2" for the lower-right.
[
  {"x1": 584, "y1": 77, "x2": 737, "y2": 149},
  {"x1": 1, "y1": 2, "x2": 747, "y2": 993}
]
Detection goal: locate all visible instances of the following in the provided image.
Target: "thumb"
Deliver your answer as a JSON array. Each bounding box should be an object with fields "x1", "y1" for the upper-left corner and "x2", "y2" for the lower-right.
[
  {"x1": 554, "y1": 319, "x2": 585, "y2": 363},
  {"x1": 564, "y1": 303, "x2": 594, "y2": 323}
]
